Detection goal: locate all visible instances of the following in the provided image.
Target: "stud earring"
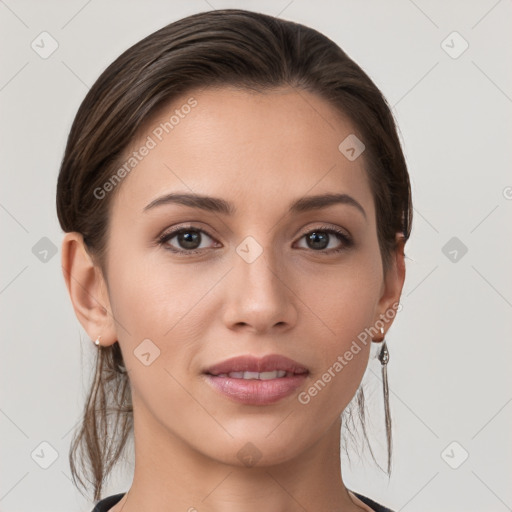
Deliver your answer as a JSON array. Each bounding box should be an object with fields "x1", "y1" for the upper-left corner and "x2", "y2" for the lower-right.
[{"x1": 94, "y1": 335, "x2": 101, "y2": 346}]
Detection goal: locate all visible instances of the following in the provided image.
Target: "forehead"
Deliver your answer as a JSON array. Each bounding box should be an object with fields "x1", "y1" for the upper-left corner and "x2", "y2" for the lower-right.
[{"x1": 110, "y1": 85, "x2": 375, "y2": 221}]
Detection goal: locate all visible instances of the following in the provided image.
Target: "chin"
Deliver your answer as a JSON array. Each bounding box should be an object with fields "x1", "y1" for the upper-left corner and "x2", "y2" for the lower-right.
[{"x1": 195, "y1": 429, "x2": 311, "y2": 469}]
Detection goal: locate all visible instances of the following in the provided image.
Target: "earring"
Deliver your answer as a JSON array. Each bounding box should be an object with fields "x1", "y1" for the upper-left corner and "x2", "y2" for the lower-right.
[
  {"x1": 377, "y1": 326, "x2": 389, "y2": 365},
  {"x1": 94, "y1": 335, "x2": 101, "y2": 347},
  {"x1": 377, "y1": 326, "x2": 392, "y2": 470}
]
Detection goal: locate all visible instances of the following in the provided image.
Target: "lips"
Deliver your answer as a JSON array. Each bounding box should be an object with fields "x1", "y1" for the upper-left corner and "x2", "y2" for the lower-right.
[{"x1": 203, "y1": 354, "x2": 309, "y2": 405}]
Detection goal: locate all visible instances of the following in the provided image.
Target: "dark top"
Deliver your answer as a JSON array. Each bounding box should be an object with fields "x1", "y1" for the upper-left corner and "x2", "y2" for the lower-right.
[{"x1": 91, "y1": 490, "x2": 394, "y2": 512}]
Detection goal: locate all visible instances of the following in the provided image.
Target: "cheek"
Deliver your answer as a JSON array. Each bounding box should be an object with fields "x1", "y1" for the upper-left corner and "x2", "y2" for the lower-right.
[
  {"x1": 107, "y1": 246, "x2": 195, "y2": 335},
  {"x1": 106, "y1": 256, "x2": 198, "y2": 407},
  {"x1": 106, "y1": 248, "x2": 219, "y2": 379},
  {"x1": 297, "y1": 259, "x2": 382, "y2": 405},
  {"x1": 301, "y1": 261, "x2": 382, "y2": 344}
]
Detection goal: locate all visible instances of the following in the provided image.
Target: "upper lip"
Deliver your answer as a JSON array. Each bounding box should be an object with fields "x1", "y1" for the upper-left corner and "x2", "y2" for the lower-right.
[{"x1": 204, "y1": 354, "x2": 309, "y2": 376}]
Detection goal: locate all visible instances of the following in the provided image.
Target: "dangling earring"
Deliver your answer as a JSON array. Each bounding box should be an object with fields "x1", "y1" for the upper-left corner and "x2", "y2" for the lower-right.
[
  {"x1": 377, "y1": 326, "x2": 392, "y2": 472},
  {"x1": 377, "y1": 326, "x2": 390, "y2": 420},
  {"x1": 94, "y1": 335, "x2": 101, "y2": 346}
]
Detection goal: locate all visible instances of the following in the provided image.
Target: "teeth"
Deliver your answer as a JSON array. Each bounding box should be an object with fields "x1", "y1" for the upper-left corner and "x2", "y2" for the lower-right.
[
  {"x1": 259, "y1": 370, "x2": 287, "y2": 380},
  {"x1": 223, "y1": 370, "x2": 288, "y2": 380}
]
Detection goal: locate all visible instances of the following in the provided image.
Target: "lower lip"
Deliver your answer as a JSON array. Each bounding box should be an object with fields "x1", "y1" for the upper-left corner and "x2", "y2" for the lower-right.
[{"x1": 204, "y1": 374, "x2": 308, "y2": 405}]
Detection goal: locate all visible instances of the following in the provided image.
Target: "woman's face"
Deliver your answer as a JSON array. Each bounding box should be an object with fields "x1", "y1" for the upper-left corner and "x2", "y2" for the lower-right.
[{"x1": 96, "y1": 85, "x2": 404, "y2": 466}]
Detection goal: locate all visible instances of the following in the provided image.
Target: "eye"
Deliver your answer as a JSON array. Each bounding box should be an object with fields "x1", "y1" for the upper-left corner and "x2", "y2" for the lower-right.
[
  {"x1": 295, "y1": 225, "x2": 353, "y2": 254},
  {"x1": 157, "y1": 225, "x2": 219, "y2": 254},
  {"x1": 157, "y1": 224, "x2": 353, "y2": 256}
]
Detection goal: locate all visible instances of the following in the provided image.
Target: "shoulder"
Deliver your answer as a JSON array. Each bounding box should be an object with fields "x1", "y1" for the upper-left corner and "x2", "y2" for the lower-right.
[
  {"x1": 90, "y1": 492, "x2": 126, "y2": 512},
  {"x1": 350, "y1": 490, "x2": 395, "y2": 512}
]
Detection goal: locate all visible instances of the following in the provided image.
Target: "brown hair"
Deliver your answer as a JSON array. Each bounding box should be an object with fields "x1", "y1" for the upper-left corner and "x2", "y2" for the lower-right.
[{"x1": 57, "y1": 8, "x2": 412, "y2": 501}]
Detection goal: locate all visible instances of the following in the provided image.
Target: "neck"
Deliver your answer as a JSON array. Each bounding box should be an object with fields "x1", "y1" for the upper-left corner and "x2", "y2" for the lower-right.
[{"x1": 110, "y1": 401, "x2": 369, "y2": 512}]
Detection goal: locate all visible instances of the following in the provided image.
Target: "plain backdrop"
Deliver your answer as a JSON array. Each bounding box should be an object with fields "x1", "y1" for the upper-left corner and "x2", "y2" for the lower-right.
[{"x1": 1, "y1": 1, "x2": 511, "y2": 511}]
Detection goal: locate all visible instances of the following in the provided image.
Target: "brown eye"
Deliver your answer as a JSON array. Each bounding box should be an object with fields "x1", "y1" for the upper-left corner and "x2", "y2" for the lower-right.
[
  {"x1": 158, "y1": 227, "x2": 218, "y2": 254},
  {"x1": 296, "y1": 226, "x2": 353, "y2": 253}
]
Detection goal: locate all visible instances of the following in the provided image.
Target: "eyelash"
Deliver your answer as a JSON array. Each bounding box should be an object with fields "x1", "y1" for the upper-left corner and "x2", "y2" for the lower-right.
[{"x1": 157, "y1": 224, "x2": 353, "y2": 256}]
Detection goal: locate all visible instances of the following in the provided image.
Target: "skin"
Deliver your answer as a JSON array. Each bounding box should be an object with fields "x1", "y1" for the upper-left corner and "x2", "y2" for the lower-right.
[{"x1": 62, "y1": 85, "x2": 405, "y2": 512}]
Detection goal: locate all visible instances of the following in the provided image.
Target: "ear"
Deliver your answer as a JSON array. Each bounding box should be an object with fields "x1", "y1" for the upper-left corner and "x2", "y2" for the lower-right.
[
  {"x1": 373, "y1": 233, "x2": 406, "y2": 338},
  {"x1": 61, "y1": 232, "x2": 117, "y2": 346}
]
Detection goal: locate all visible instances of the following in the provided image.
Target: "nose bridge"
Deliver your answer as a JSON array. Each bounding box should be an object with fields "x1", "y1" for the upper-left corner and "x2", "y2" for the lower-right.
[
  {"x1": 235, "y1": 235, "x2": 284, "y2": 300},
  {"x1": 224, "y1": 233, "x2": 295, "y2": 331}
]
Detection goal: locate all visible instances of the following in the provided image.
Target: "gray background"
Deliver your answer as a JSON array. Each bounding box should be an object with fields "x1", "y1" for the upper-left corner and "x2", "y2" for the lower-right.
[{"x1": 1, "y1": 1, "x2": 511, "y2": 511}]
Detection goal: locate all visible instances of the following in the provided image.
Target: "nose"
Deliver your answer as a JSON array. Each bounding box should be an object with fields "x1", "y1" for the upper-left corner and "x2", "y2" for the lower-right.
[{"x1": 221, "y1": 244, "x2": 298, "y2": 335}]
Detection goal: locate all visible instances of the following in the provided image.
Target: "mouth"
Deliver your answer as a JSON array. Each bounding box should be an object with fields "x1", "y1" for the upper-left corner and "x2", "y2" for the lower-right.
[
  {"x1": 212, "y1": 370, "x2": 296, "y2": 379},
  {"x1": 203, "y1": 354, "x2": 309, "y2": 405}
]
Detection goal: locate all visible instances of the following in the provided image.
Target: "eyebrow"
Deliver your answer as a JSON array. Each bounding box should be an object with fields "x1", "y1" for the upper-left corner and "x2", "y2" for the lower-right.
[{"x1": 143, "y1": 192, "x2": 367, "y2": 219}]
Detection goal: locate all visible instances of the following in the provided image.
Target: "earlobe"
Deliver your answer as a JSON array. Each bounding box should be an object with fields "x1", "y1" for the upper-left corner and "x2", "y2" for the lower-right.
[{"x1": 61, "y1": 232, "x2": 117, "y2": 346}]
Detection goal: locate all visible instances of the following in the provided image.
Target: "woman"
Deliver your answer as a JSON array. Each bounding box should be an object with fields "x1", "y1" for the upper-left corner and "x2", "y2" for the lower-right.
[{"x1": 57, "y1": 9, "x2": 412, "y2": 512}]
